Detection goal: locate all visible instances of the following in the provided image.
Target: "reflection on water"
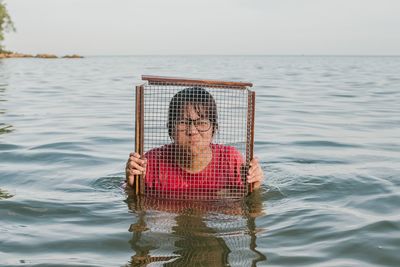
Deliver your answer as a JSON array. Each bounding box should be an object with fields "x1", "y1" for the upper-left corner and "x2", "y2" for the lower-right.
[
  {"x1": 125, "y1": 192, "x2": 266, "y2": 266},
  {"x1": 0, "y1": 124, "x2": 13, "y2": 134},
  {"x1": 0, "y1": 70, "x2": 13, "y2": 134},
  {"x1": 0, "y1": 188, "x2": 14, "y2": 200}
]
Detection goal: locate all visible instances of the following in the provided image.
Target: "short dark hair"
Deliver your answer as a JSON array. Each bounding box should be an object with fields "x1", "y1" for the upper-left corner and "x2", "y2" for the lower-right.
[{"x1": 167, "y1": 87, "x2": 218, "y2": 138}]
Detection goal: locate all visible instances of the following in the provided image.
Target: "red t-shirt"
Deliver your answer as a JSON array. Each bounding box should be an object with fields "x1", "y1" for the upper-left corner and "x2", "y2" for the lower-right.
[{"x1": 144, "y1": 143, "x2": 246, "y2": 199}]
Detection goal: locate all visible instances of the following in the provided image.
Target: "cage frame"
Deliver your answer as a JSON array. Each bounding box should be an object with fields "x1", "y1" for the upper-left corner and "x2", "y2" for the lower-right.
[{"x1": 134, "y1": 75, "x2": 256, "y2": 198}]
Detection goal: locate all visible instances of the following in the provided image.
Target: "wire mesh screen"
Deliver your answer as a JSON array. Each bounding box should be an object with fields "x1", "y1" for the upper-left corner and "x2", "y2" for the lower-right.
[{"x1": 135, "y1": 75, "x2": 255, "y2": 200}]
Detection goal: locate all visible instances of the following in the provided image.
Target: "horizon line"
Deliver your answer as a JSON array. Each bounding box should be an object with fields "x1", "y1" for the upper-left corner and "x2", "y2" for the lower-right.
[{"x1": 82, "y1": 54, "x2": 400, "y2": 57}]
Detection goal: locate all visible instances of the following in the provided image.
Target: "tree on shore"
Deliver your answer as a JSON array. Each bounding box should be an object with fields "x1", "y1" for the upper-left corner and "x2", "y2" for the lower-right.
[{"x1": 0, "y1": 1, "x2": 16, "y2": 52}]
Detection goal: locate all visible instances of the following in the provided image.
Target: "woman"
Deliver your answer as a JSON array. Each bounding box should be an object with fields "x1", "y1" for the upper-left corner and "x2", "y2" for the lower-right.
[{"x1": 126, "y1": 87, "x2": 264, "y2": 198}]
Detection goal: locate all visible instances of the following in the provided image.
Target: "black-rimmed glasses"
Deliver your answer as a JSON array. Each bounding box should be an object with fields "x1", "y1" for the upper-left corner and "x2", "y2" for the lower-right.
[{"x1": 174, "y1": 118, "x2": 212, "y2": 132}]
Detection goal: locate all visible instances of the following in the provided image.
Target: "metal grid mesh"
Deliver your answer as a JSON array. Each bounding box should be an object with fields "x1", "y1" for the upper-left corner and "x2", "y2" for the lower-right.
[{"x1": 136, "y1": 77, "x2": 254, "y2": 200}]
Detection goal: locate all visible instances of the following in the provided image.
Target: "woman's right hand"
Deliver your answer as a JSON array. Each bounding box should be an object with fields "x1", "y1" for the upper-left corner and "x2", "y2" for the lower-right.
[{"x1": 125, "y1": 152, "x2": 147, "y2": 187}]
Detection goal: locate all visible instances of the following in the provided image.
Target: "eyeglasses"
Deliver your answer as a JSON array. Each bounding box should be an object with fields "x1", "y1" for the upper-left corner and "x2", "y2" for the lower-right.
[{"x1": 175, "y1": 118, "x2": 212, "y2": 132}]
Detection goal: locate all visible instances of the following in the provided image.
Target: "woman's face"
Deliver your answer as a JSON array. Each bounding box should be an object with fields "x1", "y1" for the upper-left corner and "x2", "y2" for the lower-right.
[{"x1": 173, "y1": 104, "x2": 214, "y2": 156}]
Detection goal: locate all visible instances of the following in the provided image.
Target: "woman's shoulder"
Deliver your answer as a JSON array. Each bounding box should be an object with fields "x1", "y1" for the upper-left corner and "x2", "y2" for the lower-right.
[
  {"x1": 211, "y1": 143, "x2": 242, "y2": 157},
  {"x1": 211, "y1": 144, "x2": 244, "y2": 167},
  {"x1": 144, "y1": 143, "x2": 174, "y2": 159}
]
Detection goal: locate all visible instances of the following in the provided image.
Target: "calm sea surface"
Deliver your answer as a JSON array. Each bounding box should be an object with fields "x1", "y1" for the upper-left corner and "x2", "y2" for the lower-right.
[{"x1": 1, "y1": 56, "x2": 399, "y2": 266}]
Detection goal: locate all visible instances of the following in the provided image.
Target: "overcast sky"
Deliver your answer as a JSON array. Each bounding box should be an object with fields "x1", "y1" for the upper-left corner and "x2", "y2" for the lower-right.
[{"x1": 4, "y1": 0, "x2": 400, "y2": 55}]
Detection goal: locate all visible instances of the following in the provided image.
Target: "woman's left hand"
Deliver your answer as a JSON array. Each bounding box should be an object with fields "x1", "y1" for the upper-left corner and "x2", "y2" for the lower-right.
[{"x1": 248, "y1": 157, "x2": 264, "y2": 189}]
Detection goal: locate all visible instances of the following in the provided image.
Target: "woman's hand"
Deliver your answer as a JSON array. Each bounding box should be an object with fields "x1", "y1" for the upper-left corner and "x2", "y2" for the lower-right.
[
  {"x1": 247, "y1": 157, "x2": 264, "y2": 189},
  {"x1": 125, "y1": 152, "x2": 147, "y2": 187}
]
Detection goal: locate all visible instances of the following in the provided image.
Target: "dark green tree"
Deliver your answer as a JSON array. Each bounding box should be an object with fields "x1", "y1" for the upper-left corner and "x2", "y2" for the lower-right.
[{"x1": 0, "y1": 1, "x2": 16, "y2": 52}]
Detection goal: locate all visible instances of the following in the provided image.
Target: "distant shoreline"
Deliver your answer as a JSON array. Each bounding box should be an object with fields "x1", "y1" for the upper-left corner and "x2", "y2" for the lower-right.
[{"x1": 0, "y1": 51, "x2": 84, "y2": 59}]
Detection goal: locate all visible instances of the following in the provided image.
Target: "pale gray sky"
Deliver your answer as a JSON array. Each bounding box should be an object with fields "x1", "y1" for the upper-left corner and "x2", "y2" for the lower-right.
[{"x1": 4, "y1": 0, "x2": 400, "y2": 55}]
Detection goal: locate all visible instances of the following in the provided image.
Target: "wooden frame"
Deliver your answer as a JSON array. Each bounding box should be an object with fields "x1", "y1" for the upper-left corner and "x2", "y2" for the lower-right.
[
  {"x1": 142, "y1": 75, "x2": 253, "y2": 88},
  {"x1": 135, "y1": 84, "x2": 145, "y2": 194},
  {"x1": 247, "y1": 91, "x2": 256, "y2": 193},
  {"x1": 135, "y1": 75, "x2": 255, "y2": 197}
]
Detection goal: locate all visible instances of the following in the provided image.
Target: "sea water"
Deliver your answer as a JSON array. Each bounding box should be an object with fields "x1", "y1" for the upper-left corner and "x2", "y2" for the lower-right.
[{"x1": 1, "y1": 56, "x2": 399, "y2": 266}]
